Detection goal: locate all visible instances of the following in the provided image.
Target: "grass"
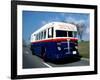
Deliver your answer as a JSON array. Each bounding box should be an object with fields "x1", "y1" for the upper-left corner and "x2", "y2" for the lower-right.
[{"x1": 78, "y1": 41, "x2": 89, "y2": 58}]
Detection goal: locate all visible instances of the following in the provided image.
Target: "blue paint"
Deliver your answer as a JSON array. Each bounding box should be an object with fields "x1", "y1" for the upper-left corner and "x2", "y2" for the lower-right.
[{"x1": 31, "y1": 41, "x2": 80, "y2": 61}]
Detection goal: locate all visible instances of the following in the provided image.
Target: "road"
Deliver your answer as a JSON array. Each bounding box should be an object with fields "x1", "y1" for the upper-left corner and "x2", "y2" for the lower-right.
[{"x1": 23, "y1": 47, "x2": 89, "y2": 69}]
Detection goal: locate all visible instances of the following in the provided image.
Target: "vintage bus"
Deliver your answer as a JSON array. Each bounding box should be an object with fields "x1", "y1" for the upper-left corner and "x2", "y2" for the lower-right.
[{"x1": 30, "y1": 22, "x2": 81, "y2": 61}]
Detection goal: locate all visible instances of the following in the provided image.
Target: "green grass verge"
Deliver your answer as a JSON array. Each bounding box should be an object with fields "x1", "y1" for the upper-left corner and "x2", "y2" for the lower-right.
[{"x1": 78, "y1": 41, "x2": 89, "y2": 58}]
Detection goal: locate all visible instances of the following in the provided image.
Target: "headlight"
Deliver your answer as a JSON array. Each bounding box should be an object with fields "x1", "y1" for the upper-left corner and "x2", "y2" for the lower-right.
[
  {"x1": 57, "y1": 46, "x2": 61, "y2": 51},
  {"x1": 75, "y1": 46, "x2": 78, "y2": 49},
  {"x1": 73, "y1": 51, "x2": 77, "y2": 54}
]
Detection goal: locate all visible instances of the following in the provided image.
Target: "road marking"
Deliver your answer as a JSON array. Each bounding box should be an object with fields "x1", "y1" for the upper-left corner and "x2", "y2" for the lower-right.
[
  {"x1": 42, "y1": 62, "x2": 53, "y2": 68},
  {"x1": 81, "y1": 58, "x2": 89, "y2": 61}
]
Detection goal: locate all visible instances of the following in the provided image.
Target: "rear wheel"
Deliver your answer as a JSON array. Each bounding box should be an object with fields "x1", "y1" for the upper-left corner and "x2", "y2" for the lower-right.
[
  {"x1": 30, "y1": 46, "x2": 35, "y2": 55},
  {"x1": 31, "y1": 49, "x2": 35, "y2": 55}
]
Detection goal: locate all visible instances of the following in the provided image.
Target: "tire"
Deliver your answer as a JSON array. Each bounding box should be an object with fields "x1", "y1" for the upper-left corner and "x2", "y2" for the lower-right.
[
  {"x1": 31, "y1": 50, "x2": 35, "y2": 55},
  {"x1": 30, "y1": 46, "x2": 35, "y2": 55}
]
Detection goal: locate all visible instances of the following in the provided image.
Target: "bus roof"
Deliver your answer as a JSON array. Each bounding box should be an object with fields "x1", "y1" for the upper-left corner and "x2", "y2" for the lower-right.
[{"x1": 32, "y1": 22, "x2": 77, "y2": 35}]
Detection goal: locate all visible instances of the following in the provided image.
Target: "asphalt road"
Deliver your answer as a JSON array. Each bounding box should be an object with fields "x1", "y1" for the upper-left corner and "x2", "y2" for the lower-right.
[{"x1": 23, "y1": 47, "x2": 89, "y2": 69}]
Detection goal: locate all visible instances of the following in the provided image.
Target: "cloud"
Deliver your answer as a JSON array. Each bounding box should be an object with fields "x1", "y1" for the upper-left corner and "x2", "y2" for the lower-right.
[
  {"x1": 76, "y1": 20, "x2": 85, "y2": 24},
  {"x1": 41, "y1": 17, "x2": 61, "y2": 25},
  {"x1": 49, "y1": 17, "x2": 61, "y2": 22},
  {"x1": 65, "y1": 17, "x2": 76, "y2": 23},
  {"x1": 61, "y1": 13, "x2": 66, "y2": 17},
  {"x1": 65, "y1": 16, "x2": 85, "y2": 24},
  {"x1": 86, "y1": 27, "x2": 89, "y2": 34},
  {"x1": 41, "y1": 21, "x2": 47, "y2": 25},
  {"x1": 83, "y1": 27, "x2": 90, "y2": 41}
]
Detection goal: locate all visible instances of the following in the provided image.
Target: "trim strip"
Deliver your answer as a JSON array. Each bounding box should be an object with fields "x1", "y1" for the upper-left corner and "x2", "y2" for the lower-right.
[{"x1": 32, "y1": 38, "x2": 78, "y2": 43}]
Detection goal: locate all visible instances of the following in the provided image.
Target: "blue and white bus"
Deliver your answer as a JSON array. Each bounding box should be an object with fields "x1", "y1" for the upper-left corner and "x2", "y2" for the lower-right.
[{"x1": 30, "y1": 22, "x2": 81, "y2": 61}]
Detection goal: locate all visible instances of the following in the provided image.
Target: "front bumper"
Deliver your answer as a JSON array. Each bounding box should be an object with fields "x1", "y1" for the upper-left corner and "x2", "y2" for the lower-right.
[{"x1": 47, "y1": 53, "x2": 81, "y2": 63}]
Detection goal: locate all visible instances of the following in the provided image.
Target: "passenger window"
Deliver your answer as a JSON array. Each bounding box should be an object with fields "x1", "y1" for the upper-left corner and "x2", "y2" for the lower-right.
[
  {"x1": 36, "y1": 34, "x2": 38, "y2": 40},
  {"x1": 40, "y1": 32, "x2": 41, "y2": 40},
  {"x1": 48, "y1": 27, "x2": 53, "y2": 38},
  {"x1": 41, "y1": 31, "x2": 43, "y2": 39},
  {"x1": 44, "y1": 30, "x2": 46, "y2": 39},
  {"x1": 49, "y1": 28, "x2": 52, "y2": 36},
  {"x1": 35, "y1": 34, "x2": 37, "y2": 40},
  {"x1": 40, "y1": 32, "x2": 42, "y2": 40},
  {"x1": 39, "y1": 33, "x2": 41, "y2": 40}
]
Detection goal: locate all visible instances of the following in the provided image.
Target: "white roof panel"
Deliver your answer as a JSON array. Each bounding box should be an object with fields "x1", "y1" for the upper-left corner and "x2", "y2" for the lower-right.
[{"x1": 32, "y1": 22, "x2": 77, "y2": 35}]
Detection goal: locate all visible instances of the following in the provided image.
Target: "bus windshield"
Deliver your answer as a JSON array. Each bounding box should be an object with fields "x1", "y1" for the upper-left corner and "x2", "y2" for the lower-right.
[
  {"x1": 56, "y1": 30, "x2": 67, "y2": 37},
  {"x1": 56, "y1": 30, "x2": 77, "y2": 37}
]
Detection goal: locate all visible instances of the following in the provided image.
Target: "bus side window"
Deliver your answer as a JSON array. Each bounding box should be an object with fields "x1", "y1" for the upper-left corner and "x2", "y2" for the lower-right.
[
  {"x1": 44, "y1": 30, "x2": 46, "y2": 39},
  {"x1": 35, "y1": 34, "x2": 37, "y2": 40},
  {"x1": 36, "y1": 34, "x2": 38, "y2": 40},
  {"x1": 48, "y1": 27, "x2": 53, "y2": 38},
  {"x1": 40, "y1": 32, "x2": 42, "y2": 40},
  {"x1": 68, "y1": 31, "x2": 73, "y2": 37},
  {"x1": 34, "y1": 34, "x2": 36, "y2": 40},
  {"x1": 40, "y1": 32, "x2": 41, "y2": 40},
  {"x1": 37, "y1": 34, "x2": 38, "y2": 40},
  {"x1": 41, "y1": 31, "x2": 43, "y2": 39},
  {"x1": 39, "y1": 33, "x2": 40, "y2": 40}
]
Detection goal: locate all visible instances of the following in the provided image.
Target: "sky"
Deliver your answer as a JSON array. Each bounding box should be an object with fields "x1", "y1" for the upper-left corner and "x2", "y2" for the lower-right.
[{"x1": 22, "y1": 11, "x2": 90, "y2": 44}]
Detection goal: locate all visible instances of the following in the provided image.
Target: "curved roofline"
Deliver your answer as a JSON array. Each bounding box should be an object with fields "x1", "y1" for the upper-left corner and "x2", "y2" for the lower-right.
[{"x1": 31, "y1": 22, "x2": 77, "y2": 35}]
